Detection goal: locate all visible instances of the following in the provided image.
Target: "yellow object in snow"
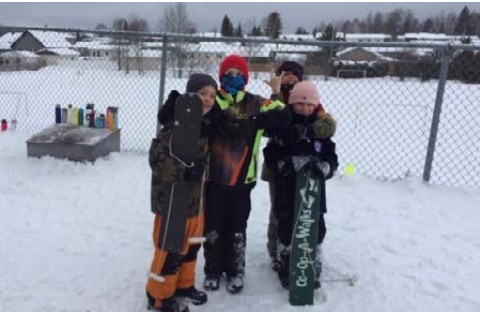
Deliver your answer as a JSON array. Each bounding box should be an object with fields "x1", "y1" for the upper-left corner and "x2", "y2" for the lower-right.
[{"x1": 344, "y1": 162, "x2": 356, "y2": 176}]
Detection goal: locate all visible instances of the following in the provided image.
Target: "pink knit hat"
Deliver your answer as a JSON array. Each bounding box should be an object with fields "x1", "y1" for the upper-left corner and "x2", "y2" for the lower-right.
[{"x1": 288, "y1": 81, "x2": 320, "y2": 105}]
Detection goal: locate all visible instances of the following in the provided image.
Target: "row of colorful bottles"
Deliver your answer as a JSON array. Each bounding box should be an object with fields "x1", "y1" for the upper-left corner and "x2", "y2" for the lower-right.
[
  {"x1": 1, "y1": 119, "x2": 16, "y2": 132},
  {"x1": 55, "y1": 103, "x2": 118, "y2": 131}
]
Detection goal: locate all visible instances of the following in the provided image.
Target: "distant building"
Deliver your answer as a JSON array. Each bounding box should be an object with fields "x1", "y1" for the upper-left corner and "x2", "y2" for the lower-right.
[
  {"x1": 11, "y1": 30, "x2": 75, "y2": 52},
  {"x1": 0, "y1": 50, "x2": 44, "y2": 71}
]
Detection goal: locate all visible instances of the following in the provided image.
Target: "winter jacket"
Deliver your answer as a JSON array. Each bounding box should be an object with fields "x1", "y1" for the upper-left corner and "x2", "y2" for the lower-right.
[
  {"x1": 261, "y1": 91, "x2": 337, "y2": 182},
  {"x1": 150, "y1": 90, "x2": 220, "y2": 217},
  {"x1": 263, "y1": 108, "x2": 338, "y2": 214},
  {"x1": 206, "y1": 90, "x2": 291, "y2": 186}
]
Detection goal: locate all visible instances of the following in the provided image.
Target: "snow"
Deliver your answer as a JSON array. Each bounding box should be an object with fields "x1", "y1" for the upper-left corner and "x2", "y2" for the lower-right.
[
  {"x1": 1, "y1": 130, "x2": 480, "y2": 312},
  {"x1": 28, "y1": 30, "x2": 74, "y2": 48},
  {"x1": 0, "y1": 32, "x2": 23, "y2": 50},
  {"x1": 0, "y1": 50, "x2": 39, "y2": 58}
]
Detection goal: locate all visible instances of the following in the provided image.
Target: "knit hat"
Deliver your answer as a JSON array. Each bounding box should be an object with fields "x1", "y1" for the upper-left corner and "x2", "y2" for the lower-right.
[
  {"x1": 186, "y1": 73, "x2": 218, "y2": 93},
  {"x1": 219, "y1": 54, "x2": 249, "y2": 84},
  {"x1": 276, "y1": 61, "x2": 304, "y2": 81},
  {"x1": 288, "y1": 81, "x2": 320, "y2": 105}
]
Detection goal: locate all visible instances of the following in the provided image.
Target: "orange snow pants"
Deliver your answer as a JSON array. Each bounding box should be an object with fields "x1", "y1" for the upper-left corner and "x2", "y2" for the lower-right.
[{"x1": 146, "y1": 211, "x2": 204, "y2": 309}]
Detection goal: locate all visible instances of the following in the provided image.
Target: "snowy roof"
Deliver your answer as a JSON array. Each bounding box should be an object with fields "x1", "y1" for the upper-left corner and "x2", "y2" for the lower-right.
[
  {"x1": 143, "y1": 41, "x2": 164, "y2": 48},
  {"x1": 127, "y1": 49, "x2": 162, "y2": 58},
  {"x1": 336, "y1": 47, "x2": 393, "y2": 60},
  {"x1": 403, "y1": 32, "x2": 450, "y2": 41},
  {"x1": 345, "y1": 33, "x2": 392, "y2": 40},
  {"x1": 186, "y1": 41, "x2": 242, "y2": 54},
  {"x1": 0, "y1": 50, "x2": 39, "y2": 58},
  {"x1": 28, "y1": 30, "x2": 74, "y2": 48},
  {"x1": 0, "y1": 32, "x2": 22, "y2": 49},
  {"x1": 73, "y1": 41, "x2": 116, "y2": 51},
  {"x1": 37, "y1": 48, "x2": 80, "y2": 56},
  {"x1": 196, "y1": 32, "x2": 223, "y2": 38}
]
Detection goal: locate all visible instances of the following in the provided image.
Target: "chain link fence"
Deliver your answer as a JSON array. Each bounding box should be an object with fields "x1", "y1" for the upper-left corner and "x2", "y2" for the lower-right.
[{"x1": 1, "y1": 26, "x2": 479, "y2": 187}]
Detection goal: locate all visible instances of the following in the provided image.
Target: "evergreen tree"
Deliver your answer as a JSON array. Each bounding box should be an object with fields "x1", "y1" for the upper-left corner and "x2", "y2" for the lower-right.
[
  {"x1": 221, "y1": 15, "x2": 234, "y2": 37},
  {"x1": 372, "y1": 13, "x2": 384, "y2": 33},
  {"x1": 234, "y1": 22, "x2": 243, "y2": 37},
  {"x1": 454, "y1": 6, "x2": 470, "y2": 35},
  {"x1": 295, "y1": 27, "x2": 309, "y2": 35},
  {"x1": 319, "y1": 24, "x2": 338, "y2": 41},
  {"x1": 265, "y1": 12, "x2": 282, "y2": 39},
  {"x1": 422, "y1": 18, "x2": 435, "y2": 32}
]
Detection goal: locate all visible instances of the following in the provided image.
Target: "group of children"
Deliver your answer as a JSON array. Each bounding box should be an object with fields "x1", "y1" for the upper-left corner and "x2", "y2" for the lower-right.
[{"x1": 147, "y1": 55, "x2": 338, "y2": 312}]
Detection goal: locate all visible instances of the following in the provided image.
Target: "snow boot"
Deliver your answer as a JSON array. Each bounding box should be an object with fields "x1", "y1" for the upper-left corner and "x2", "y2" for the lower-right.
[
  {"x1": 203, "y1": 274, "x2": 221, "y2": 291},
  {"x1": 314, "y1": 244, "x2": 323, "y2": 289},
  {"x1": 175, "y1": 286, "x2": 207, "y2": 305},
  {"x1": 147, "y1": 295, "x2": 189, "y2": 312},
  {"x1": 270, "y1": 257, "x2": 281, "y2": 272},
  {"x1": 277, "y1": 243, "x2": 291, "y2": 289},
  {"x1": 226, "y1": 275, "x2": 244, "y2": 294}
]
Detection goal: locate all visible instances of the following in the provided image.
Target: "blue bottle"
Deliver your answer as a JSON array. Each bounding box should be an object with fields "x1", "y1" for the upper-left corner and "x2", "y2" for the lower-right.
[{"x1": 55, "y1": 104, "x2": 62, "y2": 124}]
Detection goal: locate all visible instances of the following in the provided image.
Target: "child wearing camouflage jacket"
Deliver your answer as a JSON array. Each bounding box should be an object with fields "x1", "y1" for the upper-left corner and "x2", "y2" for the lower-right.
[{"x1": 147, "y1": 74, "x2": 219, "y2": 312}]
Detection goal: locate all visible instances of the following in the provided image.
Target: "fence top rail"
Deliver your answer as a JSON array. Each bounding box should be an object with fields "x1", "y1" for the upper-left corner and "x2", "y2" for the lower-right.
[{"x1": 2, "y1": 25, "x2": 480, "y2": 51}]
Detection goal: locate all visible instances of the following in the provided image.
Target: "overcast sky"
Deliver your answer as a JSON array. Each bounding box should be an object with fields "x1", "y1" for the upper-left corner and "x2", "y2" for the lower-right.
[{"x1": 1, "y1": 2, "x2": 479, "y2": 33}]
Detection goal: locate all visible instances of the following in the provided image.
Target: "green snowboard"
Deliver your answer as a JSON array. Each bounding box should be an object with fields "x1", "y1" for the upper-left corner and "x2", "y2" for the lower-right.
[{"x1": 289, "y1": 156, "x2": 323, "y2": 306}]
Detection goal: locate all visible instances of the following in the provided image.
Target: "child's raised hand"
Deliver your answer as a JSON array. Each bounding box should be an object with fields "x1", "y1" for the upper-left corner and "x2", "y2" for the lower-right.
[{"x1": 263, "y1": 70, "x2": 283, "y2": 95}]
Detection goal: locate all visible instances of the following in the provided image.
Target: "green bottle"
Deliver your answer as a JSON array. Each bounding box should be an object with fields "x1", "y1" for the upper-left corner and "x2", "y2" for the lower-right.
[{"x1": 78, "y1": 108, "x2": 84, "y2": 126}]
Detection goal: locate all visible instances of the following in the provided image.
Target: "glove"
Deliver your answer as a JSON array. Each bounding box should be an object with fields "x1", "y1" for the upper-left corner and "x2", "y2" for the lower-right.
[
  {"x1": 313, "y1": 161, "x2": 330, "y2": 179},
  {"x1": 183, "y1": 163, "x2": 205, "y2": 181},
  {"x1": 158, "y1": 90, "x2": 180, "y2": 125}
]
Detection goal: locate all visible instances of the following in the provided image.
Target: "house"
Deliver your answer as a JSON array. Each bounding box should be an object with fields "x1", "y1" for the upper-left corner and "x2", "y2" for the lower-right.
[
  {"x1": 0, "y1": 32, "x2": 23, "y2": 52},
  {"x1": 0, "y1": 50, "x2": 44, "y2": 71},
  {"x1": 73, "y1": 40, "x2": 115, "y2": 58},
  {"x1": 333, "y1": 47, "x2": 394, "y2": 78},
  {"x1": 11, "y1": 30, "x2": 75, "y2": 52},
  {"x1": 36, "y1": 48, "x2": 80, "y2": 65}
]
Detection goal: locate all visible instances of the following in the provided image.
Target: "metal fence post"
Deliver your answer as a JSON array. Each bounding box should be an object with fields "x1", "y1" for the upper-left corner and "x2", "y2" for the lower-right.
[
  {"x1": 422, "y1": 46, "x2": 451, "y2": 183},
  {"x1": 156, "y1": 35, "x2": 169, "y2": 135}
]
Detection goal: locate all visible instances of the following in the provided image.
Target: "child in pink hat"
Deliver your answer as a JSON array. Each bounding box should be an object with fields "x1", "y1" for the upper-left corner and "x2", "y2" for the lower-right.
[{"x1": 262, "y1": 80, "x2": 338, "y2": 290}]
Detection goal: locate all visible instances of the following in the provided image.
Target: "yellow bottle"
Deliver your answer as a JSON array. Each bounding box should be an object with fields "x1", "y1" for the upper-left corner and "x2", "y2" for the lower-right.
[{"x1": 72, "y1": 106, "x2": 78, "y2": 126}]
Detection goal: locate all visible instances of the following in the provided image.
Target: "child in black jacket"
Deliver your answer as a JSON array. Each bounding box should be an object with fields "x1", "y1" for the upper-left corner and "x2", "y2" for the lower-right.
[{"x1": 263, "y1": 81, "x2": 338, "y2": 289}]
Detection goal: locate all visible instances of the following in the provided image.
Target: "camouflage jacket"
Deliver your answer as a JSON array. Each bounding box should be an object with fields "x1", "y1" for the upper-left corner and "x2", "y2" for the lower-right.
[{"x1": 149, "y1": 122, "x2": 207, "y2": 217}]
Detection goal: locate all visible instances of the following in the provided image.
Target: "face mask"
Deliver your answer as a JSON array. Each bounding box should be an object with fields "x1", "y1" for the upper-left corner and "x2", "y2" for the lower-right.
[{"x1": 221, "y1": 74, "x2": 246, "y2": 96}]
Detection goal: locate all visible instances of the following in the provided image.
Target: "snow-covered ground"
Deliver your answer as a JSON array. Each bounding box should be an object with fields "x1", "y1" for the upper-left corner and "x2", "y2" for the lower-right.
[{"x1": 1, "y1": 132, "x2": 479, "y2": 312}]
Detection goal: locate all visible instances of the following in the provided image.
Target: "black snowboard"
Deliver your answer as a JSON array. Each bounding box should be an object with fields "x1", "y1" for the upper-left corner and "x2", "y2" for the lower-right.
[
  {"x1": 159, "y1": 93, "x2": 203, "y2": 253},
  {"x1": 169, "y1": 93, "x2": 203, "y2": 167}
]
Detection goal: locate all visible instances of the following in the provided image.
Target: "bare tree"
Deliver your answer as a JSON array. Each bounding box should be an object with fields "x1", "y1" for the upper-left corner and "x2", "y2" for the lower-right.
[
  {"x1": 112, "y1": 17, "x2": 129, "y2": 73},
  {"x1": 157, "y1": 3, "x2": 196, "y2": 78},
  {"x1": 127, "y1": 14, "x2": 150, "y2": 75}
]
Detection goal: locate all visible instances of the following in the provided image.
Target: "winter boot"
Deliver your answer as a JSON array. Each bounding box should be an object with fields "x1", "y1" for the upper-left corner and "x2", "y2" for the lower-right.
[
  {"x1": 175, "y1": 286, "x2": 207, "y2": 305},
  {"x1": 203, "y1": 274, "x2": 221, "y2": 291},
  {"x1": 147, "y1": 295, "x2": 189, "y2": 312},
  {"x1": 270, "y1": 256, "x2": 281, "y2": 272},
  {"x1": 314, "y1": 244, "x2": 323, "y2": 289},
  {"x1": 277, "y1": 242, "x2": 291, "y2": 289},
  {"x1": 226, "y1": 275, "x2": 244, "y2": 294}
]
